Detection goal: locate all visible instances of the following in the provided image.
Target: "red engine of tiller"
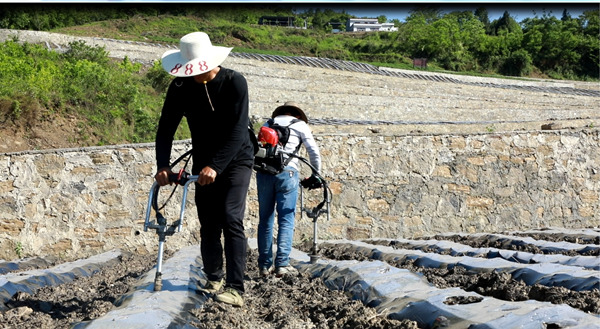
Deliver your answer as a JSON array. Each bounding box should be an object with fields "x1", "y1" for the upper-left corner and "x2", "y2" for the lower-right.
[{"x1": 258, "y1": 126, "x2": 279, "y2": 146}]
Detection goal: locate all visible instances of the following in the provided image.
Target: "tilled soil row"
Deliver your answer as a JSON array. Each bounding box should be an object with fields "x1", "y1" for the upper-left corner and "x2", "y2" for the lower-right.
[
  {"x1": 314, "y1": 232, "x2": 599, "y2": 315},
  {"x1": 427, "y1": 232, "x2": 600, "y2": 256},
  {"x1": 0, "y1": 252, "x2": 158, "y2": 329},
  {"x1": 1, "y1": 230, "x2": 598, "y2": 328},
  {"x1": 0, "y1": 249, "x2": 421, "y2": 329},
  {"x1": 189, "y1": 251, "x2": 421, "y2": 329}
]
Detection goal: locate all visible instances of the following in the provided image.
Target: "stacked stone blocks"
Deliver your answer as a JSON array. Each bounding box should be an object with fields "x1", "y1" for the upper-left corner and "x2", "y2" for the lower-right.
[{"x1": 0, "y1": 130, "x2": 598, "y2": 260}]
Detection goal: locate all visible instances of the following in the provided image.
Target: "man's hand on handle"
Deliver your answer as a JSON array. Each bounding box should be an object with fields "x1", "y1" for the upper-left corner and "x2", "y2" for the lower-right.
[
  {"x1": 197, "y1": 166, "x2": 217, "y2": 186},
  {"x1": 155, "y1": 166, "x2": 216, "y2": 186},
  {"x1": 155, "y1": 167, "x2": 174, "y2": 186}
]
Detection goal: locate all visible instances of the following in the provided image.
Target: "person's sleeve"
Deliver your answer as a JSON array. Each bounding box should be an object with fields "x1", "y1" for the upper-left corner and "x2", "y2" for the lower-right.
[
  {"x1": 299, "y1": 123, "x2": 322, "y2": 173},
  {"x1": 155, "y1": 80, "x2": 184, "y2": 170},
  {"x1": 207, "y1": 73, "x2": 250, "y2": 174}
]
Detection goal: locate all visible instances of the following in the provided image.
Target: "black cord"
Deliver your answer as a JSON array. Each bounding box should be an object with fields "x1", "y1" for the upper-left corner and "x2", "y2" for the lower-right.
[
  {"x1": 152, "y1": 149, "x2": 193, "y2": 212},
  {"x1": 283, "y1": 151, "x2": 332, "y2": 216}
]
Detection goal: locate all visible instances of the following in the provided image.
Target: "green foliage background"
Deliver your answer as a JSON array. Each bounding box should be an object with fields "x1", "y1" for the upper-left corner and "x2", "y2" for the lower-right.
[
  {"x1": 0, "y1": 39, "x2": 182, "y2": 146},
  {"x1": 2, "y1": 3, "x2": 597, "y2": 79},
  {"x1": 0, "y1": 4, "x2": 597, "y2": 147}
]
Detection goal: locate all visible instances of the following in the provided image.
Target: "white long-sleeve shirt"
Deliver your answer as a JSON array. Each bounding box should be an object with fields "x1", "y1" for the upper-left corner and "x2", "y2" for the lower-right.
[{"x1": 267, "y1": 115, "x2": 321, "y2": 173}]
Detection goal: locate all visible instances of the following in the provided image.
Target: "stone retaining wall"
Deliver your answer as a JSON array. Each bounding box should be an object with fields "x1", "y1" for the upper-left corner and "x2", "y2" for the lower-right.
[{"x1": 1, "y1": 129, "x2": 598, "y2": 260}]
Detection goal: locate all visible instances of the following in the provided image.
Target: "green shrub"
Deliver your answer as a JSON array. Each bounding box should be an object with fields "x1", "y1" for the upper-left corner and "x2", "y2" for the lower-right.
[
  {"x1": 146, "y1": 60, "x2": 173, "y2": 93},
  {"x1": 62, "y1": 40, "x2": 109, "y2": 65},
  {"x1": 0, "y1": 38, "x2": 183, "y2": 145},
  {"x1": 500, "y1": 49, "x2": 532, "y2": 76}
]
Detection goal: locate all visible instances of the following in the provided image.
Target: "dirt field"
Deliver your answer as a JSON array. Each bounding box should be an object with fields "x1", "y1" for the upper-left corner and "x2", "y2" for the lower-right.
[
  {"x1": 1, "y1": 249, "x2": 421, "y2": 329},
  {"x1": 1, "y1": 231, "x2": 598, "y2": 329}
]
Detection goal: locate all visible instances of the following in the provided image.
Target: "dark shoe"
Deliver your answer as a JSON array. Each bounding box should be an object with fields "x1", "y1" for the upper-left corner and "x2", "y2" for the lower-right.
[
  {"x1": 215, "y1": 287, "x2": 244, "y2": 307},
  {"x1": 275, "y1": 265, "x2": 297, "y2": 277},
  {"x1": 198, "y1": 278, "x2": 224, "y2": 294}
]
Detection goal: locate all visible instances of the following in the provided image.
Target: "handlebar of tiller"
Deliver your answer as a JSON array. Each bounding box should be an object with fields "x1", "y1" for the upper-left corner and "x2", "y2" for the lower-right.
[
  {"x1": 143, "y1": 172, "x2": 197, "y2": 233},
  {"x1": 168, "y1": 168, "x2": 191, "y2": 185}
]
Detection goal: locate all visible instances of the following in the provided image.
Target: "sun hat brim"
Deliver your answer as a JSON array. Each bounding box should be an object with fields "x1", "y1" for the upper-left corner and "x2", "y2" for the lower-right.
[
  {"x1": 272, "y1": 102, "x2": 309, "y2": 123},
  {"x1": 161, "y1": 45, "x2": 232, "y2": 77}
]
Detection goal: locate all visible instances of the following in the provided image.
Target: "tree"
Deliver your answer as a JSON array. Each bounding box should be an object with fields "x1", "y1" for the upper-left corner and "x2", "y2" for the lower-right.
[
  {"x1": 310, "y1": 8, "x2": 327, "y2": 30},
  {"x1": 521, "y1": 12, "x2": 591, "y2": 78},
  {"x1": 426, "y1": 11, "x2": 485, "y2": 71},
  {"x1": 390, "y1": 18, "x2": 402, "y2": 27},
  {"x1": 561, "y1": 9, "x2": 571, "y2": 22},
  {"x1": 408, "y1": 5, "x2": 442, "y2": 24},
  {"x1": 474, "y1": 6, "x2": 491, "y2": 34},
  {"x1": 491, "y1": 11, "x2": 521, "y2": 35},
  {"x1": 575, "y1": 9, "x2": 599, "y2": 78},
  {"x1": 305, "y1": 7, "x2": 349, "y2": 31},
  {"x1": 377, "y1": 15, "x2": 387, "y2": 23},
  {"x1": 399, "y1": 12, "x2": 429, "y2": 57}
]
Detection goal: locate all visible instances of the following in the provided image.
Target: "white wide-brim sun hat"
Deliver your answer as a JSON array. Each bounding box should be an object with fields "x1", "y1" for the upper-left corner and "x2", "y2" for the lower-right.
[{"x1": 161, "y1": 32, "x2": 233, "y2": 77}]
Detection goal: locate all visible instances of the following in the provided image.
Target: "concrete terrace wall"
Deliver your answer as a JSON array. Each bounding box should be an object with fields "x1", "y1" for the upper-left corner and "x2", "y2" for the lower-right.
[{"x1": 1, "y1": 129, "x2": 598, "y2": 260}]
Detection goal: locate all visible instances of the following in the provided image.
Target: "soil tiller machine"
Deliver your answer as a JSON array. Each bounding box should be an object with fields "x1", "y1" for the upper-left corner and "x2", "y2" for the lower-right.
[
  {"x1": 142, "y1": 149, "x2": 194, "y2": 291},
  {"x1": 142, "y1": 149, "x2": 331, "y2": 291},
  {"x1": 287, "y1": 151, "x2": 332, "y2": 264}
]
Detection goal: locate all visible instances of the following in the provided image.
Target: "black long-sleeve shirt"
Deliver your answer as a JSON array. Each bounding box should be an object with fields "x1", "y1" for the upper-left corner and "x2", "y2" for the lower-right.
[{"x1": 155, "y1": 67, "x2": 254, "y2": 174}]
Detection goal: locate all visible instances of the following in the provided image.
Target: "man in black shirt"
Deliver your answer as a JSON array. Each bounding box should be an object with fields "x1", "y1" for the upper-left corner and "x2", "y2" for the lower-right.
[{"x1": 154, "y1": 32, "x2": 253, "y2": 307}]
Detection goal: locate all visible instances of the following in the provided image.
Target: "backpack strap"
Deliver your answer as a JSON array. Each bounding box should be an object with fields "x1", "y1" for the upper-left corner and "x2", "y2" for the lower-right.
[
  {"x1": 287, "y1": 118, "x2": 302, "y2": 127},
  {"x1": 281, "y1": 119, "x2": 303, "y2": 167},
  {"x1": 281, "y1": 144, "x2": 301, "y2": 167},
  {"x1": 248, "y1": 123, "x2": 258, "y2": 155},
  {"x1": 287, "y1": 118, "x2": 303, "y2": 148},
  {"x1": 268, "y1": 118, "x2": 300, "y2": 129}
]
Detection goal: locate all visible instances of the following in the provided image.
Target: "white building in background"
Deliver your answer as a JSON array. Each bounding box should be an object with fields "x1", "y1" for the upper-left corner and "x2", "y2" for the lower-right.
[
  {"x1": 379, "y1": 22, "x2": 398, "y2": 32},
  {"x1": 346, "y1": 18, "x2": 398, "y2": 32}
]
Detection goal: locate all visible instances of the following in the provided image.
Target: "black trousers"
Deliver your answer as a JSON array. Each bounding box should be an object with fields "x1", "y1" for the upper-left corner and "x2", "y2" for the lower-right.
[{"x1": 195, "y1": 163, "x2": 251, "y2": 293}]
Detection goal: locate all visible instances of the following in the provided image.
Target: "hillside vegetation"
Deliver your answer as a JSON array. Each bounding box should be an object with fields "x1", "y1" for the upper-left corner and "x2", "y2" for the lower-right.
[
  {"x1": 0, "y1": 4, "x2": 598, "y2": 150},
  {"x1": 3, "y1": 4, "x2": 599, "y2": 79}
]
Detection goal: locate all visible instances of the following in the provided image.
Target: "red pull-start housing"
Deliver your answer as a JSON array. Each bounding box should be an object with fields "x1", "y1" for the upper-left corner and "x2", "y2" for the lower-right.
[{"x1": 258, "y1": 126, "x2": 279, "y2": 146}]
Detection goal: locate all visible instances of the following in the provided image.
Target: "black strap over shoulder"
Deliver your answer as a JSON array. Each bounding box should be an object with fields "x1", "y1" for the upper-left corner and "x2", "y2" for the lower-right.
[
  {"x1": 249, "y1": 124, "x2": 259, "y2": 155},
  {"x1": 278, "y1": 118, "x2": 302, "y2": 165}
]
